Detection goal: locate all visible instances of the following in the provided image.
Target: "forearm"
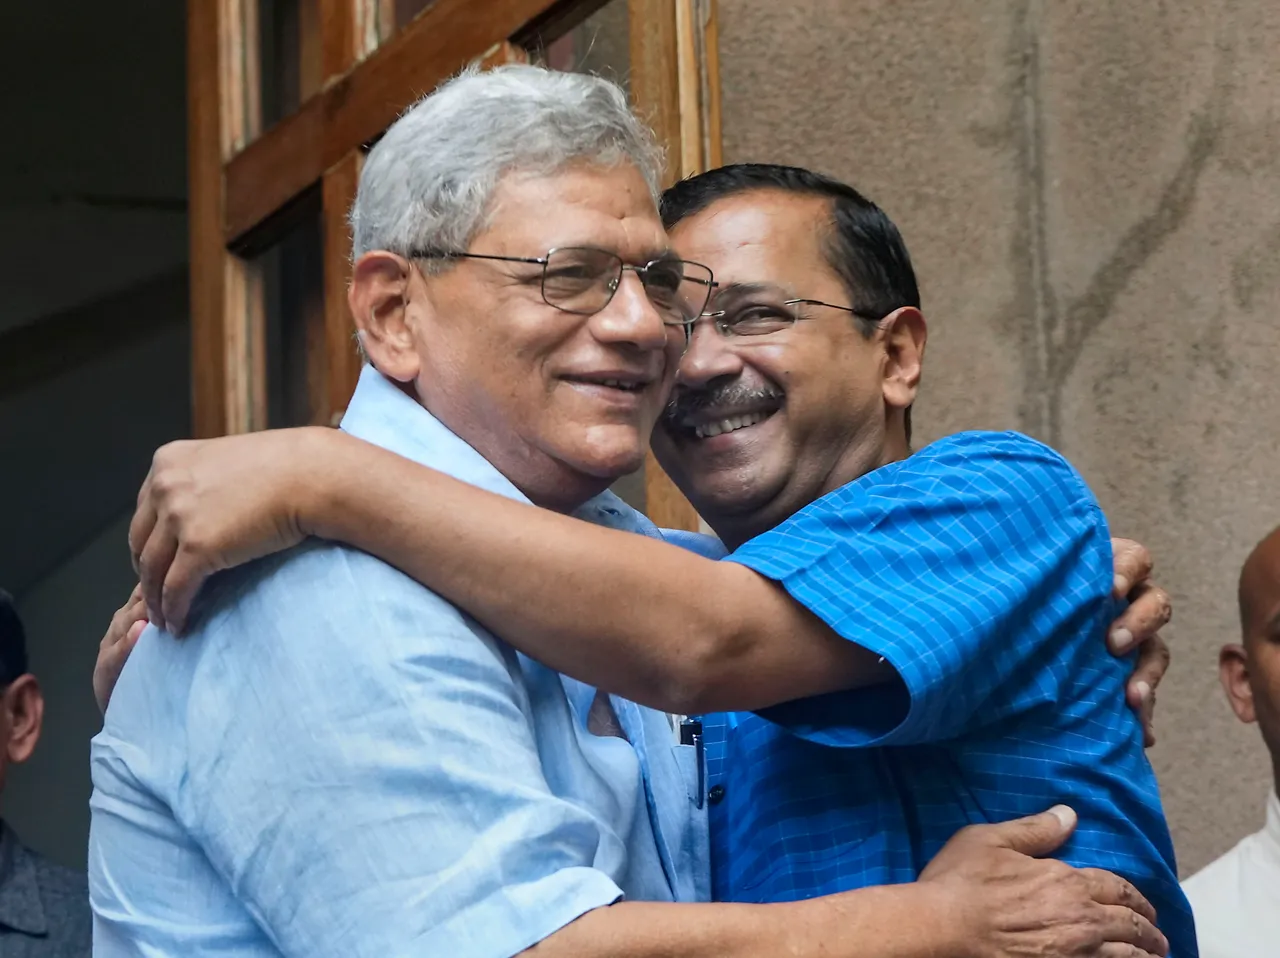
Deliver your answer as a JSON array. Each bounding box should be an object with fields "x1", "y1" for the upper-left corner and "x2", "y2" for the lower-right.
[
  {"x1": 530, "y1": 887, "x2": 967, "y2": 958},
  {"x1": 300, "y1": 429, "x2": 883, "y2": 713}
]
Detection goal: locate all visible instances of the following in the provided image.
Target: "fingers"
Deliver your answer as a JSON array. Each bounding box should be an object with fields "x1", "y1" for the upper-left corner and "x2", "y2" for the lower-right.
[
  {"x1": 970, "y1": 805, "x2": 1077, "y2": 857},
  {"x1": 1077, "y1": 868, "x2": 1157, "y2": 925},
  {"x1": 1097, "y1": 946, "x2": 1164, "y2": 958},
  {"x1": 129, "y1": 471, "x2": 159, "y2": 575},
  {"x1": 138, "y1": 519, "x2": 180, "y2": 632},
  {"x1": 102, "y1": 588, "x2": 147, "y2": 652},
  {"x1": 1127, "y1": 631, "x2": 1169, "y2": 746},
  {"x1": 161, "y1": 548, "x2": 210, "y2": 637},
  {"x1": 95, "y1": 601, "x2": 148, "y2": 716},
  {"x1": 1110, "y1": 538, "x2": 1153, "y2": 599},
  {"x1": 1109, "y1": 583, "x2": 1173, "y2": 655},
  {"x1": 1094, "y1": 905, "x2": 1169, "y2": 957}
]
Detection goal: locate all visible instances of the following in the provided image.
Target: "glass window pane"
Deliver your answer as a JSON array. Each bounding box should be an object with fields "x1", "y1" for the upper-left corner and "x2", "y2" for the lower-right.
[
  {"x1": 257, "y1": 0, "x2": 323, "y2": 131},
  {"x1": 253, "y1": 207, "x2": 325, "y2": 428},
  {"x1": 392, "y1": 0, "x2": 434, "y2": 31},
  {"x1": 544, "y1": 0, "x2": 631, "y2": 94}
]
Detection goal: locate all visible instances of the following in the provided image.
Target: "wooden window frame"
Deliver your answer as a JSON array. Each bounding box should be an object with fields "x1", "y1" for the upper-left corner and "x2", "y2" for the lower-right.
[{"x1": 188, "y1": 0, "x2": 721, "y2": 530}]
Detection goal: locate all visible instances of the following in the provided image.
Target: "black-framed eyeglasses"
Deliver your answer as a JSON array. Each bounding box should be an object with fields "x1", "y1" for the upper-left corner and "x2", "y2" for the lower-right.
[
  {"x1": 698, "y1": 284, "x2": 887, "y2": 338},
  {"x1": 409, "y1": 246, "x2": 715, "y2": 333}
]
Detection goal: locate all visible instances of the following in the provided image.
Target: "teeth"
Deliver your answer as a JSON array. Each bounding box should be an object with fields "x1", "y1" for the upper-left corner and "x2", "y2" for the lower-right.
[
  {"x1": 693, "y1": 410, "x2": 769, "y2": 439},
  {"x1": 593, "y1": 379, "x2": 639, "y2": 390}
]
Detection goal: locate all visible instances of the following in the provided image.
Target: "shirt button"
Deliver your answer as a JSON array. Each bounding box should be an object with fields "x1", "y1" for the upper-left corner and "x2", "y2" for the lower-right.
[{"x1": 707, "y1": 784, "x2": 726, "y2": 805}]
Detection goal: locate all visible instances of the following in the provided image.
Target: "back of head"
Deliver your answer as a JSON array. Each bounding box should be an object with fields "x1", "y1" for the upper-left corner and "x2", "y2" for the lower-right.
[
  {"x1": 351, "y1": 64, "x2": 664, "y2": 261},
  {"x1": 0, "y1": 590, "x2": 27, "y2": 689}
]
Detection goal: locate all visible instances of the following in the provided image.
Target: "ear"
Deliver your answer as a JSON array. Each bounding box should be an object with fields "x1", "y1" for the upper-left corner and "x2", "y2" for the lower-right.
[
  {"x1": 2, "y1": 675, "x2": 43, "y2": 765},
  {"x1": 1220, "y1": 643, "x2": 1257, "y2": 724},
  {"x1": 349, "y1": 251, "x2": 421, "y2": 383},
  {"x1": 880, "y1": 306, "x2": 927, "y2": 413}
]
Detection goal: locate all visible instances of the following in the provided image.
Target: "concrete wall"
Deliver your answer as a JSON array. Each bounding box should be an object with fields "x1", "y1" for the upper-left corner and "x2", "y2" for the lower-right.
[{"x1": 715, "y1": 0, "x2": 1280, "y2": 874}]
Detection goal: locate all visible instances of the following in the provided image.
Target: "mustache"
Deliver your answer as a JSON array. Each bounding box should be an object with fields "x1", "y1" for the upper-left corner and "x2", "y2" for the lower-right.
[{"x1": 661, "y1": 381, "x2": 785, "y2": 428}]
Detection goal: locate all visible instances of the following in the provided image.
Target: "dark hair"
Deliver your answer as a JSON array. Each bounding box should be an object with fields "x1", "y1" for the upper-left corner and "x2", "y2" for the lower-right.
[
  {"x1": 661, "y1": 163, "x2": 921, "y2": 441},
  {"x1": 0, "y1": 590, "x2": 27, "y2": 687}
]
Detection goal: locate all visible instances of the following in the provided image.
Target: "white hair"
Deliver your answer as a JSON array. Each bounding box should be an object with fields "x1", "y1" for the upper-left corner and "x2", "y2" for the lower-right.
[{"x1": 350, "y1": 64, "x2": 664, "y2": 262}]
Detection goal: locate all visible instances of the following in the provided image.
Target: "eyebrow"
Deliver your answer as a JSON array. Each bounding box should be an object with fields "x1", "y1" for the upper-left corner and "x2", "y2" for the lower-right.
[
  {"x1": 708, "y1": 281, "x2": 794, "y2": 304},
  {"x1": 567, "y1": 244, "x2": 677, "y2": 265}
]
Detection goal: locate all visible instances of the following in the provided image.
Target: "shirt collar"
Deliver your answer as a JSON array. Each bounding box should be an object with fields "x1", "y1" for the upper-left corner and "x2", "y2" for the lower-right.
[
  {"x1": 0, "y1": 823, "x2": 47, "y2": 937},
  {"x1": 1264, "y1": 790, "x2": 1280, "y2": 858},
  {"x1": 339, "y1": 365, "x2": 656, "y2": 533}
]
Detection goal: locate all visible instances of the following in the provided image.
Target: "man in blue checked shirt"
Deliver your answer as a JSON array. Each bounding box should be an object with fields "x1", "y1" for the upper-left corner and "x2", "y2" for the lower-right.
[{"x1": 109, "y1": 156, "x2": 1186, "y2": 958}]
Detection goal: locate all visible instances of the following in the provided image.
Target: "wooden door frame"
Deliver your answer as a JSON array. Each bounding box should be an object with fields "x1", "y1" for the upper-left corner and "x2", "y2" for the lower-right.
[{"x1": 187, "y1": 0, "x2": 721, "y2": 529}]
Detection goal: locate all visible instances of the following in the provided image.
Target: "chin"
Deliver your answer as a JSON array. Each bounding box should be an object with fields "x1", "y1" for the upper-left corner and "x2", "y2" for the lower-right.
[
  {"x1": 686, "y1": 471, "x2": 783, "y2": 519},
  {"x1": 559, "y1": 427, "x2": 648, "y2": 481}
]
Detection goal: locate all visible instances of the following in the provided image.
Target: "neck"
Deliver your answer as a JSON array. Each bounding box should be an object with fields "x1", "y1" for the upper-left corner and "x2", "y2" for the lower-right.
[
  {"x1": 709, "y1": 424, "x2": 912, "y2": 550},
  {"x1": 468, "y1": 433, "x2": 611, "y2": 514},
  {"x1": 408, "y1": 380, "x2": 610, "y2": 515}
]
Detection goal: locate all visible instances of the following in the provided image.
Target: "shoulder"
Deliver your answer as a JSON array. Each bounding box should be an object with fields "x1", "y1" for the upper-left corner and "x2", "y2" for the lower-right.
[
  {"x1": 891, "y1": 430, "x2": 1091, "y2": 498},
  {"x1": 115, "y1": 540, "x2": 497, "y2": 721},
  {"x1": 1182, "y1": 842, "x2": 1254, "y2": 950},
  {"x1": 31, "y1": 852, "x2": 89, "y2": 903},
  {"x1": 190, "y1": 538, "x2": 473, "y2": 639},
  {"x1": 736, "y1": 431, "x2": 1108, "y2": 574},
  {"x1": 801, "y1": 430, "x2": 1102, "y2": 529},
  {"x1": 1182, "y1": 841, "x2": 1245, "y2": 905},
  {"x1": 26, "y1": 849, "x2": 91, "y2": 935}
]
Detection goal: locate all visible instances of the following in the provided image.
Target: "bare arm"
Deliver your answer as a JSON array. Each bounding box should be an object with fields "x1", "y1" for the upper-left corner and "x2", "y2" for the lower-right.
[
  {"x1": 126, "y1": 427, "x2": 1173, "y2": 727},
  {"x1": 528, "y1": 807, "x2": 1168, "y2": 958},
  {"x1": 528, "y1": 889, "x2": 950, "y2": 958},
  {"x1": 145, "y1": 428, "x2": 890, "y2": 714}
]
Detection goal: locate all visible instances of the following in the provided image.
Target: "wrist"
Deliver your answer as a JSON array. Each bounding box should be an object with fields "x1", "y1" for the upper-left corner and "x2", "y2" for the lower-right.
[
  {"x1": 911, "y1": 879, "x2": 980, "y2": 958},
  {"x1": 292, "y1": 426, "x2": 353, "y2": 541}
]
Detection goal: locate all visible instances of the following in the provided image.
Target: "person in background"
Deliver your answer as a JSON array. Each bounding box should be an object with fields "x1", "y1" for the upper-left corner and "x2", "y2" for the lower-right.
[
  {"x1": 1181, "y1": 524, "x2": 1280, "y2": 958},
  {"x1": 0, "y1": 590, "x2": 91, "y2": 957}
]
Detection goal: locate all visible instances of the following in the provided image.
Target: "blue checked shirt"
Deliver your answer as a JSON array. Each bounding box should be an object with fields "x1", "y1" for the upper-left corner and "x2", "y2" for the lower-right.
[
  {"x1": 89, "y1": 366, "x2": 708, "y2": 958},
  {"x1": 698, "y1": 431, "x2": 1196, "y2": 956}
]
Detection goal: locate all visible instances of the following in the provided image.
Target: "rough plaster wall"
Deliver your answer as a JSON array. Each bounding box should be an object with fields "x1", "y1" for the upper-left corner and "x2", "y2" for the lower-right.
[{"x1": 717, "y1": 0, "x2": 1280, "y2": 875}]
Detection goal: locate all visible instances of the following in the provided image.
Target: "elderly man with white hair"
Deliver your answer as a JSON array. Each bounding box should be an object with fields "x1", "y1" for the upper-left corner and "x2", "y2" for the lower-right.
[{"x1": 89, "y1": 66, "x2": 1169, "y2": 958}]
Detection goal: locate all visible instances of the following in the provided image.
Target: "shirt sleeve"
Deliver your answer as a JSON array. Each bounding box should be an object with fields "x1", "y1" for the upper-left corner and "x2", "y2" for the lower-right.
[
  {"x1": 178, "y1": 544, "x2": 624, "y2": 958},
  {"x1": 726, "y1": 431, "x2": 1115, "y2": 747}
]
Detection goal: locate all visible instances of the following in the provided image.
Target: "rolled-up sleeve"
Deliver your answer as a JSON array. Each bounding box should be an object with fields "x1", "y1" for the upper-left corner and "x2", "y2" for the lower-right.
[{"x1": 178, "y1": 543, "x2": 623, "y2": 958}]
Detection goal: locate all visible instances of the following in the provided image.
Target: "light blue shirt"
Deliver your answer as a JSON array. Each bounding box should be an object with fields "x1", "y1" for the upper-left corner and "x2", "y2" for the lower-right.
[{"x1": 89, "y1": 366, "x2": 709, "y2": 958}]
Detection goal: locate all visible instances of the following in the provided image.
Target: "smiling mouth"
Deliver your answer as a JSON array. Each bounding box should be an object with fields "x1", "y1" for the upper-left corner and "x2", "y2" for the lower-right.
[
  {"x1": 564, "y1": 376, "x2": 650, "y2": 393},
  {"x1": 692, "y1": 409, "x2": 778, "y2": 438}
]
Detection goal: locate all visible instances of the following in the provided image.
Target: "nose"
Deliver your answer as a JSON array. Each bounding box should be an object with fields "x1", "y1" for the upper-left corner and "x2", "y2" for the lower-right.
[
  {"x1": 589, "y1": 270, "x2": 670, "y2": 353},
  {"x1": 677, "y1": 318, "x2": 746, "y2": 388}
]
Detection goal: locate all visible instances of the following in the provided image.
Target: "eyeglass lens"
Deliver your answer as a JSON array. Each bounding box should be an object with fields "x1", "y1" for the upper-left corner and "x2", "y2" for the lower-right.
[
  {"x1": 541, "y1": 248, "x2": 712, "y2": 325},
  {"x1": 706, "y1": 287, "x2": 804, "y2": 337}
]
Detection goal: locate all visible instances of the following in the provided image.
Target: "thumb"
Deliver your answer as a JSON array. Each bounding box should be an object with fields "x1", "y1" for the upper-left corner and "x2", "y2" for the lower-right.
[{"x1": 984, "y1": 805, "x2": 1077, "y2": 858}]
